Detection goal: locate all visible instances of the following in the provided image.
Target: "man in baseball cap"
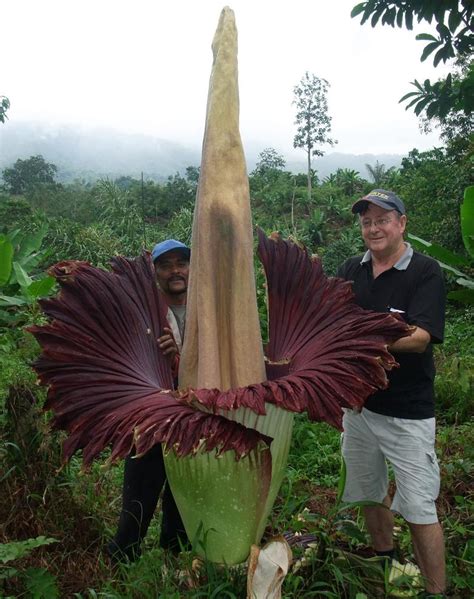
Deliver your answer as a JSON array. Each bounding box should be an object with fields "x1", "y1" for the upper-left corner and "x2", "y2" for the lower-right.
[
  {"x1": 108, "y1": 238, "x2": 190, "y2": 563},
  {"x1": 337, "y1": 190, "x2": 447, "y2": 596}
]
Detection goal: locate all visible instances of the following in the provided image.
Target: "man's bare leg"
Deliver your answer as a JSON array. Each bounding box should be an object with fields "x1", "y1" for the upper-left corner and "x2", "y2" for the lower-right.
[
  {"x1": 408, "y1": 522, "x2": 445, "y2": 594},
  {"x1": 363, "y1": 495, "x2": 394, "y2": 551}
]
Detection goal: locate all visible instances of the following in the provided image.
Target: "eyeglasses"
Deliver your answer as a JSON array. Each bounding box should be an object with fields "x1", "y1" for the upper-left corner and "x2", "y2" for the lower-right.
[{"x1": 360, "y1": 217, "x2": 393, "y2": 229}]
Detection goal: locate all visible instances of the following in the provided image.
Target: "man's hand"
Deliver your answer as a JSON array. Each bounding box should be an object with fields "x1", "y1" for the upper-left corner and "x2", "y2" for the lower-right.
[{"x1": 158, "y1": 327, "x2": 179, "y2": 358}]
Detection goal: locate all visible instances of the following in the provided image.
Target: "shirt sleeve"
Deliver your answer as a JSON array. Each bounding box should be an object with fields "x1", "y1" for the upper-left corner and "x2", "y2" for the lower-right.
[{"x1": 406, "y1": 258, "x2": 445, "y2": 344}]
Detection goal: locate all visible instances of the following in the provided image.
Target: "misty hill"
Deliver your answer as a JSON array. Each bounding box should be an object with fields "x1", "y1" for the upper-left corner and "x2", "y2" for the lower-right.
[
  {"x1": 0, "y1": 122, "x2": 200, "y2": 183},
  {"x1": 0, "y1": 122, "x2": 403, "y2": 182}
]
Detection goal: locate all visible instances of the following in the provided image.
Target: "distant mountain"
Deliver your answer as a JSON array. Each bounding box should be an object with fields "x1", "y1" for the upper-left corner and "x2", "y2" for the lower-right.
[
  {"x1": 0, "y1": 122, "x2": 201, "y2": 183},
  {"x1": 0, "y1": 122, "x2": 403, "y2": 183},
  {"x1": 308, "y1": 152, "x2": 403, "y2": 181}
]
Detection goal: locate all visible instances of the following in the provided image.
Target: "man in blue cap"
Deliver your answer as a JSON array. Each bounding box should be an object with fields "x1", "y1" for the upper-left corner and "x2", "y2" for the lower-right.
[
  {"x1": 108, "y1": 239, "x2": 190, "y2": 562},
  {"x1": 337, "y1": 190, "x2": 446, "y2": 598},
  {"x1": 152, "y1": 239, "x2": 190, "y2": 367}
]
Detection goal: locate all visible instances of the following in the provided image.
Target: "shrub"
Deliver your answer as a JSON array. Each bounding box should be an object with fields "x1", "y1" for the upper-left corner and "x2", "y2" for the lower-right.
[
  {"x1": 435, "y1": 306, "x2": 474, "y2": 424},
  {"x1": 319, "y1": 224, "x2": 365, "y2": 276}
]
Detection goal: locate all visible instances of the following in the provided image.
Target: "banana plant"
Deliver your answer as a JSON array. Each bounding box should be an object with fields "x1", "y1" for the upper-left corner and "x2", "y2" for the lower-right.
[
  {"x1": 408, "y1": 186, "x2": 474, "y2": 304},
  {"x1": 0, "y1": 226, "x2": 56, "y2": 324}
]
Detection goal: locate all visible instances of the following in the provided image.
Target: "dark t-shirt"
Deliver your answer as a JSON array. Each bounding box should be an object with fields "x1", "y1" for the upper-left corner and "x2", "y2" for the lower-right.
[{"x1": 337, "y1": 250, "x2": 445, "y2": 419}]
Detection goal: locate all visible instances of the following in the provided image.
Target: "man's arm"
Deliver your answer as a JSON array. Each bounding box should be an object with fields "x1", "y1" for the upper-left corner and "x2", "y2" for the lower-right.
[
  {"x1": 393, "y1": 258, "x2": 445, "y2": 352},
  {"x1": 389, "y1": 325, "x2": 431, "y2": 354}
]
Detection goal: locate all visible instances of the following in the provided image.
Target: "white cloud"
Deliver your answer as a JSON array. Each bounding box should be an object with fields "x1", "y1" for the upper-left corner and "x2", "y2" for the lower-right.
[{"x1": 2, "y1": 0, "x2": 451, "y2": 156}]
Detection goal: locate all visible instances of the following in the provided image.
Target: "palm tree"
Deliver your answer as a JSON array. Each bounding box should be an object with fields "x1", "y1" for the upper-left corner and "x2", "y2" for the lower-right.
[{"x1": 365, "y1": 161, "x2": 396, "y2": 186}]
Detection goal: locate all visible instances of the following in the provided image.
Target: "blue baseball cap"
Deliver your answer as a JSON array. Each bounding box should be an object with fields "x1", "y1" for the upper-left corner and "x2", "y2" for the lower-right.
[
  {"x1": 352, "y1": 189, "x2": 406, "y2": 215},
  {"x1": 151, "y1": 239, "x2": 190, "y2": 262}
]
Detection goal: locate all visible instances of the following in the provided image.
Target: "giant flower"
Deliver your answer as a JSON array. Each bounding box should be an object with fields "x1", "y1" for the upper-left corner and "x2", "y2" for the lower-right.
[{"x1": 29, "y1": 8, "x2": 409, "y2": 565}]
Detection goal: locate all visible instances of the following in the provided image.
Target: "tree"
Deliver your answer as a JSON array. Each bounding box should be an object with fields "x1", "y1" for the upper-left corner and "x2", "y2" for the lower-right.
[
  {"x1": 351, "y1": 1, "x2": 473, "y2": 127},
  {"x1": 418, "y1": 58, "x2": 474, "y2": 142},
  {"x1": 253, "y1": 148, "x2": 286, "y2": 175},
  {"x1": 396, "y1": 145, "x2": 471, "y2": 251},
  {"x1": 249, "y1": 149, "x2": 294, "y2": 216},
  {"x1": 2, "y1": 155, "x2": 58, "y2": 195},
  {"x1": 0, "y1": 96, "x2": 9, "y2": 124},
  {"x1": 293, "y1": 72, "x2": 337, "y2": 202},
  {"x1": 185, "y1": 166, "x2": 200, "y2": 185},
  {"x1": 365, "y1": 160, "x2": 397, "y2": 186}
]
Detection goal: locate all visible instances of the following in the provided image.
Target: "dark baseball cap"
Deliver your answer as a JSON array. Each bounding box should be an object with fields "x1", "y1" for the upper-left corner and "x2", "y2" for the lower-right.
[
  {"x1": 151, "y1": 239, "x2": 190, "y2": 262},
  {"x1": 352, "y1": 189, "x2": 406, "y2": 215}
]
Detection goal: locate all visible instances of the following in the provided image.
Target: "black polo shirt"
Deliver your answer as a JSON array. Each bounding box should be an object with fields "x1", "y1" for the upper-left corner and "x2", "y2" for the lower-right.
[{"x1": 337, "y1": 248, "x2": 445, "y2": 419}]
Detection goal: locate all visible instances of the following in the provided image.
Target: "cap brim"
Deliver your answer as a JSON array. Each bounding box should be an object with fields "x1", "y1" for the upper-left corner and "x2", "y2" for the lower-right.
[
  {"x1": 351, "y1": 198, "x2": 397, "y2": 214},
  {"x1": 153, "y1": 247, "x2": 190, "y2": 262}
]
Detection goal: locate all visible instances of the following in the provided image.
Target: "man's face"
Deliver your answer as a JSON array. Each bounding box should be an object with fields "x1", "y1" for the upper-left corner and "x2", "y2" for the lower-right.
[
  {"x1": 154, "y1": 250, "x2": 189, "y2": 297},
  {"x1": 360, "y1": 204, "x2": 406, "y2": 257}
]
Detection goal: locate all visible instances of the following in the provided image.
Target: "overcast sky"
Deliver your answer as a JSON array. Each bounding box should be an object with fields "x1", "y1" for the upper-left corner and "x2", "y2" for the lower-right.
[{"x1": 2, "y1": 0, "x2": 450, "y2": 158}]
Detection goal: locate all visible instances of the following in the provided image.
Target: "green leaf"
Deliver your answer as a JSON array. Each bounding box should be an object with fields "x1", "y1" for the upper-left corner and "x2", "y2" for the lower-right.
[
  {"x1": 26, "y1": 276, "x2": 56, "y2": 300},
  {"x1": 413, "y1": 96, "x2": 434, "y2": 115},
  {"x1": 448, "y1": 10, "x2": 462, "y2": 33},
  {"x1": 19, "y1": 250, "x2": 47, "y2": 273},
  {"x1": 0, "y1": 566, "x2": 18, "y2": 581},
  {"x1": 15, "y1": 224, "x2": 48, "y2": 261},
  {"x1": 461, "y1": 186, "x2": 474, "y2": 259},
  {"x1": 359, "y1": 0, "x2": 375, "y2": 25},
  {"x1": 0, "y1": 537, "x2": 57, "y2": 564},
  {"x1": 405, "y1": 96, "x2": 423, "y2": 111},
  {"x1": 433, "y1": 45, "x2": 451, "y2": 67},
  {"x1": 0, "y1": 236, "x2": 14, "y2": 287},
  {"x1": 456, "y1": 278, "x2": 474, "y2": 289},
  {"x1": 426, "y1": 100, "x2": 441, "y2": 119},
  {"x1": 13, "y1": 262, "x2": 33, "y2": 288},
  {"x1": 420, "y1": 41, "x2": 441, "y2": 62},
  {"x1": 350, "y1": 3, "x2": 366, "y2": 18},
  {"x1": 0, "y1": 309, "x2": 21, "y2": 325},
  {"x1": 416, "y1": 33, "x2": 438, "y2": 42},
  {"x1": 7, "y1": 229, "x2": 22, "y2": 244},
  {"x1": 371, "y1": 7, "x2": 384, "y2": 27},
  {"x1": 396, "y1": 7, "x2": 404, "y2": 28},
  {"x1": 447, "y1": 288, "x2": 474, "y2": 304},
  {"x1": 399, "y1": 91, "x2": 421, "y2": 103},
  {"x1": 24, "y1": 567, "x2": 59, "y2": 599},
  {"x1": 337, "y1": 520, "x2": 368, "y2": 544},
  {"x1": 336, "y1": 456, "x2": 346, "y2": 505},
  {"x1": 436, "y1": 22, "x2": 451, "y2": 38},
  {"x1": 381, "y1": 6, "x2": 396, "y2": 26},
  {"x1": 0, "y1": 294, "x2": 28, "y2": 307},
  {"x1": 407, "y1": 233, "x2": 471, "y2": 268}
]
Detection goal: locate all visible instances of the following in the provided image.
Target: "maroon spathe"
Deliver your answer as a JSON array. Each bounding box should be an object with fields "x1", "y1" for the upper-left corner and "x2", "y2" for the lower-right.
[{"x1": 28, "y1": 231, "x2": 410, "y2": 468}]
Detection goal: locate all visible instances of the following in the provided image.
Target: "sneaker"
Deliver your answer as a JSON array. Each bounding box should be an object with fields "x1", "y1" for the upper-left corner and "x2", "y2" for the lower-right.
[{"x1": 387, "y1": 558, "x2": 423, "y2": 597}]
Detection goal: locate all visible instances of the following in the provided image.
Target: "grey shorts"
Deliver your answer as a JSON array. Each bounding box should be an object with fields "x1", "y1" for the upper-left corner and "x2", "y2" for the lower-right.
[{"x1": 341, "y1": 408, "x2": 440, "y2": 525}]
